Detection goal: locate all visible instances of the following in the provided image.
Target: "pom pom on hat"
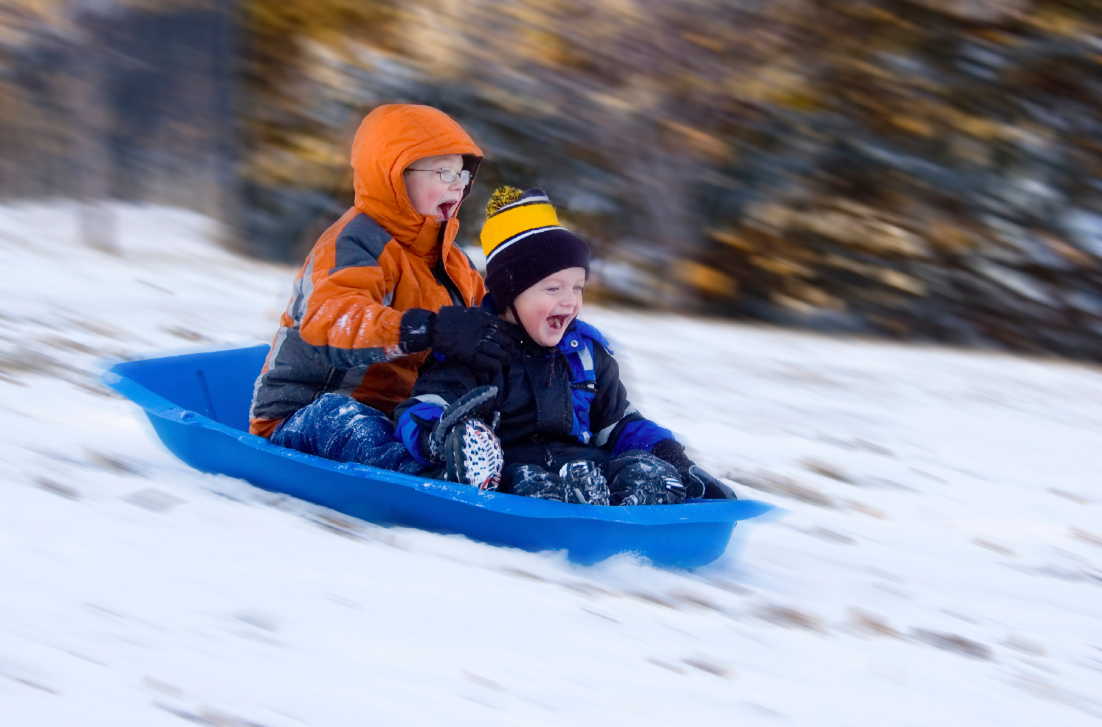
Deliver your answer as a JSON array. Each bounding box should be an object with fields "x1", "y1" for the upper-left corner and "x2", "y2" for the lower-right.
[
  {"x1": 486, "y1": 186, "x2": 524, "y2": 217},
  {"x1": 480, "y1": 187, "x2": 590, "y2": 311}
]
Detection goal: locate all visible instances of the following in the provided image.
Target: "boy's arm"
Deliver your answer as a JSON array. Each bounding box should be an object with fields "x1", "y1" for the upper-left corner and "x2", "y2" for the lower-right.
[
  {"x1": 393, "y1": 359, "x2": 482, "y2": 465},
  {"x1": 588, "y1": 344, "x2": 674, "y2": 456},
  {"x1": 297, "y1": 262, "x2": 405, "y2": 369},
  {"x1": 587, "y1": 344, "x2": 731, "y2": 499},
  {"x1": 292, "y1": 221, "x2": 411, "y2": 368},
  {"x1": 297, "y1": 224, "x2": 513, "y2": 371}
]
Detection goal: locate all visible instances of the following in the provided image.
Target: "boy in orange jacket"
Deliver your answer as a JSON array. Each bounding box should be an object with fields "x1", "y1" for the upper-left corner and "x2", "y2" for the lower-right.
[{"x1": 250, "y1": 105, "x2": 515, "y2": 472}]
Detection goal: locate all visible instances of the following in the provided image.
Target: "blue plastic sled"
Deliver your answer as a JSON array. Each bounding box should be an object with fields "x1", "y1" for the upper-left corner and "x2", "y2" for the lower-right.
[{"x1": 103, "y1": 345, "x2": 772, "y2": 567}]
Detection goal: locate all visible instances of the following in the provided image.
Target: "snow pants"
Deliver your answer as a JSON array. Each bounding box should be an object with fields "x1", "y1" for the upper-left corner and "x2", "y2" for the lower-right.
[
  {"x1": 270, "y1": 393, "x2": 424, "y2": 475},
  {"x1": 501, "y1": 447, "x2": 685, "y2": 506}
]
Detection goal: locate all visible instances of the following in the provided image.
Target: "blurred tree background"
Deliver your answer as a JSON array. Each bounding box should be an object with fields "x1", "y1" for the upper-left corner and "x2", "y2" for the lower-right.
[{"x1": 3, "y1": 0, "x2": 1102, "y2": 359}]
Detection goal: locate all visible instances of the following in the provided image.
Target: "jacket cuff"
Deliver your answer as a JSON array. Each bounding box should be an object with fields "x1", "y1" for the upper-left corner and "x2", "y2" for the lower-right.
[
  {"x1": 399, "y1": 309, "x2": 436, "y2": 354},
  {"x1": 395, "y1": 402, "x2": 444, "y2": 466},
  {"x1": 611, "y1": 418, "x2": 676, "y2": 458}
]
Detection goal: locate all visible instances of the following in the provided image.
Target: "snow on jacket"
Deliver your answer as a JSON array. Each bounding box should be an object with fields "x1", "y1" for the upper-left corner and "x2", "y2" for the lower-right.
[
  {"x1": 394, "y1": 312, "x2": 674, "y2": 467},
  {"x1": 249, "y1": 105, "x2": 486, "y2": 437}
]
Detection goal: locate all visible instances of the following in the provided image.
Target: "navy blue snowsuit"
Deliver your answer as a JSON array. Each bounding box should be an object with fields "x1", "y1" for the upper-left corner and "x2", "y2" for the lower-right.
[{"x1": 394, "y1": 314, "x2": 678, "y2": 493}]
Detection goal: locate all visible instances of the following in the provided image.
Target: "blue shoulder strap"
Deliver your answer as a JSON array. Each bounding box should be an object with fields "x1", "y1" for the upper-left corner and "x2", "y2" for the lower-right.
[
  {"x1": 557, "y1": 320, "x2": 610, "y2": 445},
  {"x1": 569, "y1": 319, "x2": 612, "y2": 354}
]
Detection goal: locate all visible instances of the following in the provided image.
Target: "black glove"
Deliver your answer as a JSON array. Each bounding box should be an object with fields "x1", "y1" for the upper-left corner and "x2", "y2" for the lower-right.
[
  {"x1": 650, "y1": 439, "x2": 737, "y2": 500},
  {"x1": 411, "y1": 385, "x2": 499, "y2": 464},
  {"x1": 400, "y1": 307, "x2": 517, "y2": 371},
  {"x1": 686, "y1": 465, "x2": 738, "y2": 501}
]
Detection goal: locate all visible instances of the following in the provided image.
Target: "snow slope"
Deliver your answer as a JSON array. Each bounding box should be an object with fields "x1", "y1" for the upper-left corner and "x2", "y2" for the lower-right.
[{"x1": 1, "y1": 203, "x2": 1100, "y2": 726}]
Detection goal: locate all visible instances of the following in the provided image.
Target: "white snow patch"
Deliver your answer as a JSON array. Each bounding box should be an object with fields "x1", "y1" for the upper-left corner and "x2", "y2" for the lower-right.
[{"x1": 1, "y1": 203, "x2": 1101, "y2": 726}]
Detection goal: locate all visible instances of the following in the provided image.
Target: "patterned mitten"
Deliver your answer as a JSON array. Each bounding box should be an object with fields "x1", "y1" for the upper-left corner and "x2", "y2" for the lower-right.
[
  {"x1": 444, "y1": 418, "x2": 504, "y2": 491},
  {"x1": 413, "y1": 385, "x2": 499, "y2": 464}
]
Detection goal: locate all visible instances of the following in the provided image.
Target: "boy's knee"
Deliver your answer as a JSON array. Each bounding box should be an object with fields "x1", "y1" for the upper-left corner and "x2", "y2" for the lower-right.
[
  {"x1": 503, "y1": 464, "x2": 560, "y2": 499},
  {"x1": 273, "y1": 394, "x2": 408, "y2": 468}
]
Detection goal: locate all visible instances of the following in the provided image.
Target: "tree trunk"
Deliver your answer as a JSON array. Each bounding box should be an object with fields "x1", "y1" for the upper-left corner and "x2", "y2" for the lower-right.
[{"x1": 69, "y1": 5, "x2": 118, "y2": 253}]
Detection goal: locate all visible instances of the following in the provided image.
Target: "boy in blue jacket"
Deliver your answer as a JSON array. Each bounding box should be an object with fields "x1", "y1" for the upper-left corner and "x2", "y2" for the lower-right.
[{"x1": 394, "y1": 188, "x2": 734, "y2": 505}]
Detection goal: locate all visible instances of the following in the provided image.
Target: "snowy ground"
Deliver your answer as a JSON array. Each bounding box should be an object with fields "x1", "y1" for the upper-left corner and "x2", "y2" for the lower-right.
[{"x1": 1, "y1": 203, "x2": 1101, "y2": 726}]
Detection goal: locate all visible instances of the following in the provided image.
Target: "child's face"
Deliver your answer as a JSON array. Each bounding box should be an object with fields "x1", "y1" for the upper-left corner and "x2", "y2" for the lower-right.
[
  {"x1": 403, "y1": 154, "x2": 466, "y2": 220},
  {"x1": 506, "y1": 267, "x2": 587, "y2": 347}
]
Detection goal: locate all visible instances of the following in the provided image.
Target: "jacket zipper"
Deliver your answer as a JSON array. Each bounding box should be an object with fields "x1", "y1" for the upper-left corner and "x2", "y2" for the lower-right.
[{"x1": 433, "y1": 256, "x2": 465, "y2": 306}]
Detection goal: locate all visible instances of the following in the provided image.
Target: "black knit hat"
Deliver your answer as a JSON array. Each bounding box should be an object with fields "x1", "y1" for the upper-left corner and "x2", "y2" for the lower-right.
[{"x1": 480, "y1": 187, "x2": 590, "y2": 310}]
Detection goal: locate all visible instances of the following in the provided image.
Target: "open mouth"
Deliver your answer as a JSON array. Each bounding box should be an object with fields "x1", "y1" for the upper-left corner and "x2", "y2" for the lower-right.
[
  {"x1": 436, "y1": 201, "x2": 459, "y2": 219},
  {"x1": 547, "y1": 315, "x2": 569, "y2": 331}
]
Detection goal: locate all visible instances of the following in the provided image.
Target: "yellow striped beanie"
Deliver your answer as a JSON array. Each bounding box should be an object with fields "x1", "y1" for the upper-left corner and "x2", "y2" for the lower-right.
[{"x1": 480, "y1": 187, "x2": 590, "y2": 309}]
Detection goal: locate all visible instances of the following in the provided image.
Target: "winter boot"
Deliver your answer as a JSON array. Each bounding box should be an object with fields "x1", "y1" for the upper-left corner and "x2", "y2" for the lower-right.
[
  {"x1": 558, "y1": 460, "x2": 610, "y2": 505},
  {"x1": 444, "y1": 418, "x2": 504, "y2": 491},
  {"x1": 607, "y1": 451, "x2": 686, "y2": 506}
]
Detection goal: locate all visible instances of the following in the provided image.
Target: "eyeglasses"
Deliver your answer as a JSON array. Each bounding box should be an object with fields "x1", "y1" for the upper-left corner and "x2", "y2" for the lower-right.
[{"x1": 406, "y1": 167, "x2": 471, "y2": 185}]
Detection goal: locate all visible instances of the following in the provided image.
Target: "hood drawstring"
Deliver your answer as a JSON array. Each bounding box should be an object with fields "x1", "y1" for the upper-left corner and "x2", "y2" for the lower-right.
[{"x1": 546, "y1": 346, "x2": 560, "y2": 387}]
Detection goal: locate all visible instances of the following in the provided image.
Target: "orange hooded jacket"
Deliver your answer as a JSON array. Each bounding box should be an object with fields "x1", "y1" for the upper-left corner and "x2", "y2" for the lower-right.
[{"x1": 249, "y1": 105, "x2": 487, "y2": 437}]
